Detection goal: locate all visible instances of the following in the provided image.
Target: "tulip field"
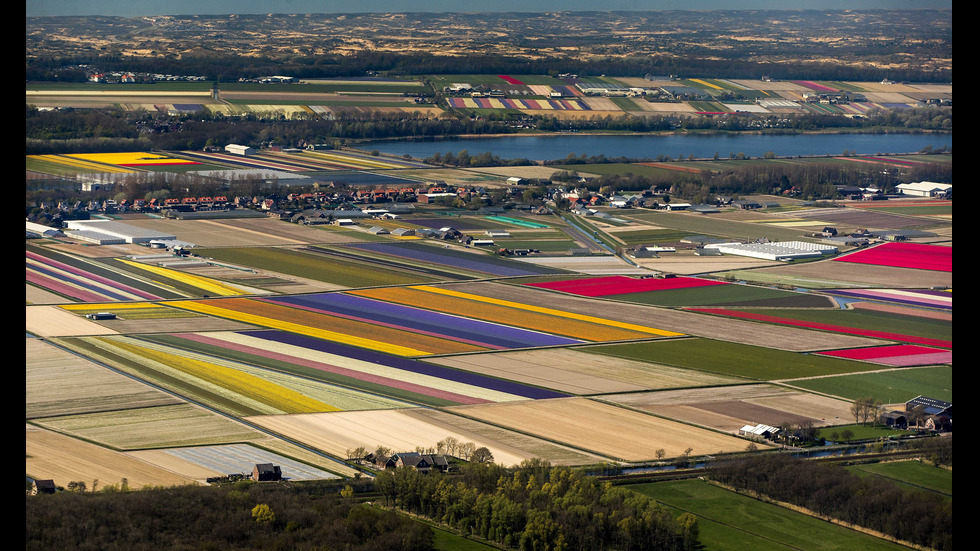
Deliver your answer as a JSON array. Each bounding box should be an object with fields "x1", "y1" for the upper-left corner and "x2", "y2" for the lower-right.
[{"x1": 26, "y1": 189, "x2": 952, "y2": 487}]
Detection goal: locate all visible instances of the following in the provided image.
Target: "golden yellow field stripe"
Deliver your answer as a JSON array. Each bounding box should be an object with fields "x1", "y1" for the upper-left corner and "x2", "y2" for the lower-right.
[
  {"x1": 31, "y1": 154, "x2": 136, "y2": 173},
  {"x1": 409, "y1": 285, "x2": 685, "y2": 337},
  {"x1": 691, "y1": 78, "x2": 723, "y2": 90},
  {"x1": 166, "y1": 300, "x2": 431, "y2": 357},
  {"x1": 60, "y1": 302, "x2": 163, "y2": 311},
  {"x1": 101, "y1": 337, "x2": 339, "y2": 413},
  {"x1": 305, "y1": 151, "x2": 401, "y2": 169},
  {"x1": 118, "y1": 259, "x2": 245, "y2": 296}
]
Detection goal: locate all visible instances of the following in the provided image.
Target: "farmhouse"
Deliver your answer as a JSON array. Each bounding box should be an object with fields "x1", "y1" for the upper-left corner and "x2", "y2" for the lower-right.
[
  {"x1": 31, "y1": 479, "x2": 57, "y2": 495},
  {"x1": 739, "y1": 423, "x2": 780, "y2": 440},
  {"x1": 252, "y1": 463, "x2": 282, "y2": 481}
]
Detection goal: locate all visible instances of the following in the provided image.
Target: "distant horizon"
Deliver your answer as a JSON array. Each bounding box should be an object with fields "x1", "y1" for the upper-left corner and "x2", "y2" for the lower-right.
[{"x1": 26, "y1": 0, "x2": 952, "y2": 17}]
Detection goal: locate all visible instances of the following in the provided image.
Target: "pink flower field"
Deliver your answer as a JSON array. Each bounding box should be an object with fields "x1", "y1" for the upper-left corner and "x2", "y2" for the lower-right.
[
  {"x1": 524, "y1": 276, "x2": 728, "y2": 297},
  {"x1": 815, "y1": 344, "x2": 952, "y2": 366},
  {"x1": 833, "y1": 242, "x2": 951, "y2": 272}
]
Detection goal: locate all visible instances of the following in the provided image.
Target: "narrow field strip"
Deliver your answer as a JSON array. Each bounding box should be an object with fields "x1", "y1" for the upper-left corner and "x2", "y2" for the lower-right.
[
  {"x1": 117, "y1": 259, "x2": 248, "y2": 296},
  {"x1": 687, "y1": 308, "x2": 951, "y2": 349},
  {"x1": 28, "y1": 251, "x2": 163, "y2": 301}
]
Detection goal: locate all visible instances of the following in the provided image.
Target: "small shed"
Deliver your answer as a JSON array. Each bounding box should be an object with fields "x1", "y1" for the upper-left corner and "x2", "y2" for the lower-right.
[{"x1": 252, "y1": 463, "x2": 282, "y2": 481}]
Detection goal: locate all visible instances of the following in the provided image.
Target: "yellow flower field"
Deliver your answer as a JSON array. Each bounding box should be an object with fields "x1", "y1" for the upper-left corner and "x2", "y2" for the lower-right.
[{"x1": 95, "y1": 336, "x2": 339, "y2": 414}]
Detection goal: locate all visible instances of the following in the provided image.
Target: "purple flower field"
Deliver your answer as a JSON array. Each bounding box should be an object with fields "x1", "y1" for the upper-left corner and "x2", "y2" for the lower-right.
[{"x1": 263, "y1": 292, "x2": 584, "y2": 350}]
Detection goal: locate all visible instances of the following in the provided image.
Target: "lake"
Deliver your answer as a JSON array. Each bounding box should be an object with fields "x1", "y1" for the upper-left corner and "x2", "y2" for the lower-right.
[{"x1": 364, "y1": 132, "x2": 952, "y2": 162}]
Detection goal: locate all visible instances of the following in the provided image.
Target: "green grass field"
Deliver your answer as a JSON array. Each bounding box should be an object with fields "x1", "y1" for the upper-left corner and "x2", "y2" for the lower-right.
[
  {"x1": 787, "y1": 365, "x2": 951, "y2": 404},
  {"x1": 725, "y1": 307, "x2": 952, "y2": 343},
  {"x1": 627, "y1": 478, "x2": 910, "y2": 551},
  {"x1": 195, "y1": 246, "x2": 440, "y2": 288},
  {"x1": 845, "y1": 459, "x2": 952, "y2": 501},
  {"x1": 583, "y1": 338, "x2": 879, "y2": 380}
]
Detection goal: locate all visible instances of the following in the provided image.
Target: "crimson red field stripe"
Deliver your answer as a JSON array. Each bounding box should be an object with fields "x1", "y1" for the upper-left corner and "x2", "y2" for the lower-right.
[{"x1": 687, "y1": 308, "x2": 952, "y2": 349}]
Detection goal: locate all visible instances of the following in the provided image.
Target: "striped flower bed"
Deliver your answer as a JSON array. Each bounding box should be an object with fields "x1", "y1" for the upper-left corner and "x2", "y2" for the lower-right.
[
  {"x1": 170, "y1": 329, "x2": 567, "y2": 405},
  {"x1": 815, "y1": 344, "x2": 952, "y2": 366},
  {"x1": 27, "y1": 250, "x2": 163, "y2": 302},
  {"x1": 88, "y1": 335, "x2": 341, "y2": 414},
  {"x1": 525, "y1": 275, "x2": 728, "y2": 297},
  {"x1": 687, "y1": 308, "x2": 951, "y2": 349},
  {"x1": 349, "y1": 285, "x2": 685, "y2": 341},
  {"x1": 830, "y1": 288, "x2": 951, "y2": 310},
  {"x1": 67, "y1": 152, "x2": 201, "y2": 167},
  {"x1": 117, "y1": 259, "x2": 249, "y2": 297},
  {"x1": 343, "y1": 242, "x2": 566, "y2": 277},
  {"x1": 498, "y1": 75, "x2": 525, "y2": 85},
  {"x1": 167, "y1": 297, "x2": 487, "y2": 356},
  {"x1": 833, "y1": 242, "x2": 951, "y2": 272},
  {"x1": 263, "y1": 293, "x2": 584, "y2": 350},
  {"x1": 447, "y1": 97, "x2": 590, "y2": 111}
]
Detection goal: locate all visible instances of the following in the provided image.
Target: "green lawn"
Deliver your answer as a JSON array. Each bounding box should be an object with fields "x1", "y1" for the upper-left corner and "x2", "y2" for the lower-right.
[
  {"x1": 627, "y1": 478, "x2": 910, "y2": 551},
  {"x1": 195, "y1": 246, "x2": 439, "y2": 287},
  {"x1": 845, "y1": 460, "x2": 952, "y2": 501},
  {"x1": 788, "y1": 365, "x2": 951, "y2": 404},
  {"x1": 584, "y1": 338, "x2": 879, "y2": 380}
]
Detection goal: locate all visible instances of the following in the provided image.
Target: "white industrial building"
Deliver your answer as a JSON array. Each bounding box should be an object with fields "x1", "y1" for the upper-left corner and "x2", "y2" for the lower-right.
[
  {"x1": 225, "y1": 144, "x2": 256, "y2": 156},
  {"x1": 63, "y1": 220, "x2": 176, "y2": 245},
  {"x1": 704, "y1": 241, "x2": 838, "y2": 261},
  {"x1": 895, "y1": 181, "x2": 952, "y2": 198}
]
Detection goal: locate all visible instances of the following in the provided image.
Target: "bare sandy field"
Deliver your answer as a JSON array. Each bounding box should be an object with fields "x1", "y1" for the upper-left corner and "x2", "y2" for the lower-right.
[
  {"x1": 119, "y1": 217, "x2": 363, "y2": 247},
  {"x1": 426, "y1": 348, "x2": 742, "y2": 395},
  {"x1": 602, "y1": 385, "x2": 853, "y2": 432},
  {"x1": 26, "y1": 284, "x2": 71, "y2": 305},
  {"x1": 27, "y1": 425, "x2": 203, "y2": 489},
  {"x1": 34, "y1": 403, "x2": 267, "y2": 451},
  {"x1": 27, "y1": 339, "x2": 183, "y2": 419},
  {"x1": 437, "y1": 281, "x2": 887, "y2": 351},
  {"x1": 245, "y1": 408, "x2": 603, "y2": 467},
  {"x1": 447, "y1": 397, "x2": 753, "y2": 461},
  {"x1": 629, "y1": 254, "x2": 782, "y2": 274},
  {"x1": 747, "y1": 260, "x2": 952, "y2": 289},
  {"x1": 26, "y1": 306, "x2": 119, "y2": 338},
  {"x1": 91, "y1": 315, "x2": 259, "y2": 335}
]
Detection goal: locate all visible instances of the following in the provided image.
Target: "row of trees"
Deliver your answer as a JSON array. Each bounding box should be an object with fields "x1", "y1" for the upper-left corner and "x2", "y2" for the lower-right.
[
  {"x1": 26, "y1": 47, "x2": 952, "y2": 84},
  {"x1": 374, "y1": 459, "x2": 700, "y2": 551},
  {"x1": 26, "y1": 478, "x2": 433, "y2": 551},
  {"x1": 709, "y1": 451, "x2": 952, "y2": 551}
]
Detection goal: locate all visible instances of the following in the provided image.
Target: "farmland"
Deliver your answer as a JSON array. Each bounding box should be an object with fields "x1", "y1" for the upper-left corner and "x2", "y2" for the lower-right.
[{"x1": 27, "y1": 184, "x2": 951, "y2": 492}]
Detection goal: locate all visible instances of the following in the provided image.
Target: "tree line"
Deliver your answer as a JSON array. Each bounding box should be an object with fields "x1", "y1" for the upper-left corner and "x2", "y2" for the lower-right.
[
  {"x1": 26, "y1": 50, "x2": 951, "y2": 84},
  {"x1": 26, "y1": 478, "x2": 432, "y2": 551},
  {"x1": 708, "y1": 449, "x2": 952, "y2": 551},
  {"x1": 374, "y1": 458, "x2": 700, "y2": 551}
]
